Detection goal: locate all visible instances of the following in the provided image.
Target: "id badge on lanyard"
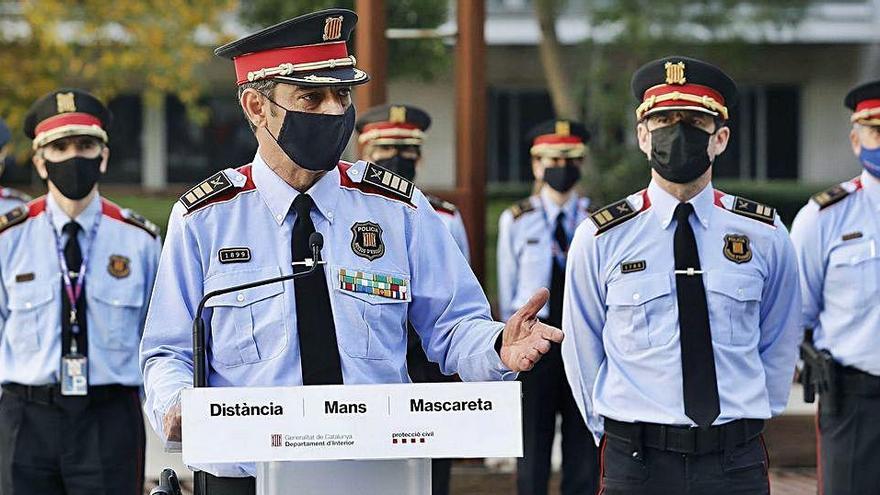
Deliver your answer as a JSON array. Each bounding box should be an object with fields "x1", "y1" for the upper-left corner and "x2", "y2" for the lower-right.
[{"x1": 48, "y1": 208, "x2": 101, "y2": 396}]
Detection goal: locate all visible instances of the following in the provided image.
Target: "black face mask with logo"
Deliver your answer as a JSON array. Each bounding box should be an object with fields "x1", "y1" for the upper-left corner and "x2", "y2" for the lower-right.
[
  {"x1": 264, "y1": 95, "x2": 356, "y2": 172},
  {"x1": 375, "y1": 155, "x2": 417, "y2": 181},
  {"x1": 649, "y1": 122, "x2": 714, "y2": 184},
  {"x1": 45, "y1": 156, "x2": 102, "y2": 200},
  {"x1": 543, "y1": 162, "x2": 581, "y2": 192}
]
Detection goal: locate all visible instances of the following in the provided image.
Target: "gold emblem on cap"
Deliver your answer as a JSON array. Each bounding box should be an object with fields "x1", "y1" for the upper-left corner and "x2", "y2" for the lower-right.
[
  {"x1": 555, "y1": 121, "x2": 571, "y2": 136},
  {"x1": 56, "y1": 92, "x2": 76, "y2": 113},
  {"x1": 323, "y1": 15, "x2": 344, "y2": 41},
  {"x1": 389, "y1": 106, "x2": 407, "y2": 123},
  {"x1": 664, "y1": 61, "x2": 686, "y2": 85}
]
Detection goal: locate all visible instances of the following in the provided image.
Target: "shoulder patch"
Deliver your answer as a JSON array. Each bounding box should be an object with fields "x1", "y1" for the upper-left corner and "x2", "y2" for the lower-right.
[
  {"x1": 0, "y1": 205, "x2": 30, "y2": 235},
  {"x1": 509, "y1": 198, "x2": 537, "y2": 220},
  {"x1": 0, "y1": 188, "x2": 31, "y2": 203},
  {"x1": 811, "y1": 178, "x2": 861, "y2": 210},
  {"x1": 590, "y1": 198, "x2": 640, "y2": 234},
  {"x1": 339, "y1": 161, "x2": 416, "y2": 206},
  {"x1": 122, "y1": 209, "x2": 160, "y2": 238},
  {"x1": 427, "y1": 194, "x2": 457, "y2": 215},
  {"x1": 729, "y1": 196, "x2": 777, "y2": 226},
  {"x1": 179, "y1": 171, "x2": 236, "y2": 211}
]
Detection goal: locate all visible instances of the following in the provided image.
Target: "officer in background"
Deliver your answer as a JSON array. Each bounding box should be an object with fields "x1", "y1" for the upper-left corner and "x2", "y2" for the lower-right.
[
  {"x1": 0, "y1": 118, "x2": 33, "y2": 212},
  {"x1": 0, "y1": 89, "x2": 162, "y2": 494},
  {"x1": 357, "y1": 103, "x2": 470, "y2": 260},
  {"x1": 497, "y1": 119, "x2": 597, "y2": 495},
  {"x1": 356, "y1": 103, "x2": 467, "y2": 495},
  {"x1": 561, "y1": 56, "x2": 801, "y2": 494},
  {"x1": 790, "y1": 79, "x2": 880, "y2": 495},
  {"x1": 139, "y1": 10, "x2": 563, "y2": 495}
]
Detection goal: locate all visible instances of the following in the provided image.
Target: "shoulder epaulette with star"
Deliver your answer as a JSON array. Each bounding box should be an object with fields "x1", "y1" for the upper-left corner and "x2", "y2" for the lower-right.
[
  {"x1": 338, "y1": 161, "x2": 415, "y2": 206},
  {"x1": 179, "y1": 171, "x2": 237, "y2": 211},
  {"x1": 427, "y1": 194, "x2": 457, "y2": 215},
  {"x1": 122, "y1": 209, "x2": 160, "y2": 238},
  {"x1": 811, "y1": 178, "x2": 861, "y2": 210},
  {"x1": 509, "y1": 198, "x2": 537, "y2": 220},
  {"x1": 590, "y1": 198, "x2": 640, "y2": 234},
  {"x1": 0, "y1": 205, "x2": 30, "y2": 235},
  {"x1": 729, "y1": 196, "x2": 777, "y2": 226}
]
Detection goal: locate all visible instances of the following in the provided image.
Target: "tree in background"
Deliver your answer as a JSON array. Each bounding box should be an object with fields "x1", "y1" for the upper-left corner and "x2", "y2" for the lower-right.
[
  {"x1": 0, "y1": 0, "x2": 236, "y2": 148},
  {"x1": 533, "y1": 0, "x2": 813, "y2": 202},
  {"x1": 240, "y1": 0, "x2": 450, "y2": 81}
]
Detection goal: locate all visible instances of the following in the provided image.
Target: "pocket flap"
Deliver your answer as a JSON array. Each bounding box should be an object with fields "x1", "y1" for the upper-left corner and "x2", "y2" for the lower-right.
[
  {"x1": 205, "y1": 266, "x2": 284, "y2": 308},
  {"x1": 706, "y1": 272, "x2": 763, "y2": 302},
  {"x1": 334, "y1": 266, "x2": 410, "y2": 305},
  {"x1": 829, "y1": 240, "x2": 876, "y2": 267},
  {"x1": 606, "y1": 273, "x2": 671, "y2": 307},
  {"x1": 91, "y1": 289, "x2": 144, "y2": 308},
  {"x1": 8, "y1": 282, "x2": 55, "y2": 310}
]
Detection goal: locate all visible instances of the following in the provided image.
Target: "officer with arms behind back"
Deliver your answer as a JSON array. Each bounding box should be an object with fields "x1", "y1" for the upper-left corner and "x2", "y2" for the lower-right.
[
  {"x1": 497, "y1": 119, "x2": 598, "y2": 495},
  {"x1": 356, "y1": 103, "x2": 468, "y2": 495},
  {"x1": 0, "y1": 117, "x2": 33, "y2": 213},
  {"x1": 0, "y1": 89, "x2": 162, "y2": 495},
  {"x1": 790, "y1": 79, "x2": 880, "y2": 495},
  {"x1": 139, "y1": 10, "x2": 564, "y2": 495},
  {"x1": 561, "y1": 56, "x2": 801, "y2": 495}
]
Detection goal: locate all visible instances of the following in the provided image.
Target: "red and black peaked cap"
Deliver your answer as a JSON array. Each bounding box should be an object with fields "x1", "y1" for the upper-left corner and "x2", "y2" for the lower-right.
[
  {"x1": 23, "y1": 89, "x2": 112, "y2": 150},
  {"x1": 526, "y1": 120, "x2": 590, "y2": 159},
  {"x1": 631, "y1": 55, "x2": 738, "y2": 121},
  {"x1": 356, "y1": 104, "x2": 432, "y2": 146},
  {"x1": 845, "y1": 80, "x2": 880, "y2": 126},
  {"x1": 214, "y1": 8, "x2": 370, "y2": 87}
]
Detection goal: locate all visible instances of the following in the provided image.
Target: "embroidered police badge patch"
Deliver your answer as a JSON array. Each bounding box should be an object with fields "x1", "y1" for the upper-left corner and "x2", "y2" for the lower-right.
[
  {"x1": 351, "y1": 221, "x2": 385, "y2": 261},
  {"x1": 219, "y1": 247, "x2": 251, "y2": 264},
  {"x1": 108, "y1": 255, "x2": 131, "y2": 278},
  {"x1": 723, "y1": 234, "x2": 752, "y2": 264}
]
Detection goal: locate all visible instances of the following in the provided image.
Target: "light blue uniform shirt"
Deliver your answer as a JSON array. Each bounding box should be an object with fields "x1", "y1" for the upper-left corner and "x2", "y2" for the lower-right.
[
  {"x1": 140, "y1": 152, "x2": 510, "y2": 477},
  {"x1": 561, "y1": 180, "x2": 801, "y2": 443},
  {"x1": 497, "y1": 189, "x2": 591, "y2": 320},
  {"x1": 790, "y1": 171, "x2": 880, "y2": 375},
  {"x1": 0, "y1": 193, "x2": 161, "y2": 387},
  {"x1": 0, "y1": 187, "x2": 31, "y2": 215},
  {"x1": 428, "y1": 195, "x2": 471, "y2": 262}
]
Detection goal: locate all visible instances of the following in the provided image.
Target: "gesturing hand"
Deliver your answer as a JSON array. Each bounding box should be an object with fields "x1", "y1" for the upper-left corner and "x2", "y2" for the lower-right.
[{"x1": 499, "y1": 288, "x2": 564, "y2": 372}]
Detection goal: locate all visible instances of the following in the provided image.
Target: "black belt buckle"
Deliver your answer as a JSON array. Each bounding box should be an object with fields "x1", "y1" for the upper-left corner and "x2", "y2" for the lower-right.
[{"x1": 667, "y1": 427, "x2": 697, "y2": 454}]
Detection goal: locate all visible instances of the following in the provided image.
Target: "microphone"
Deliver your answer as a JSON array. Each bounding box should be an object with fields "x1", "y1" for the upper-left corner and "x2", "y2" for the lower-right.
[
  {"x1": 192, "y1": 233, "x2": 327, "y2": 388},
  {"x1": 150, "y1": 468, "x2": 182, "y2": 495}
]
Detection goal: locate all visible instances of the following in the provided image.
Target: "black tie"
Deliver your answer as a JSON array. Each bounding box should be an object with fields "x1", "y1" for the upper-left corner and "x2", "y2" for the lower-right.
[
  {"x1": 548, "y1": 212, "x2": 568, "y2": 327},
  {"x1": 291, "y1": 194, "x2": 343, "y2": 385},
  {"x1": 673, "y1": 203, "x2": 720, "y2": 428},
  {"x1": 61, "y1": 221, "x2": 87, "y2": 356}
]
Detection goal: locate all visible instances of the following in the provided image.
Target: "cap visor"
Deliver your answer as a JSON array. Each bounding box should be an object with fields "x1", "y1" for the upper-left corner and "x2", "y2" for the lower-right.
[{"x1": 273, "y1": 67, "x2": 370, "y2": 87}]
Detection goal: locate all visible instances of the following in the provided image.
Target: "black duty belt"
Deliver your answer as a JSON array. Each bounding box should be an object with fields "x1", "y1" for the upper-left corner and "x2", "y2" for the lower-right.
[
  {"x1": 2, "y1": 383, "x2": 137, "y2": 405},
  {"x1": 603, "y1": 417, "x2": 765, "y2": 455},
  {"x1": 838, "y1": 366, "x2": 880, "y2": 396}
]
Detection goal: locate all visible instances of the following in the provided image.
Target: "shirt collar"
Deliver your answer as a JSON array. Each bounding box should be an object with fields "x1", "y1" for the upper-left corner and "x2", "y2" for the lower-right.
[
  {"x1": 539, "y1": 187, "x2": 578, "y2": 223},
  {"x1": 860, "y1": 170, "x2": 880, "y2": 211},
  {"x1": 648, "y1": 179, "x2": 714, "y2": 230},
  {"x1": 252, "y1": 150, "x2": 341, "y2": 226},
  {"x1": 45, "y1": 192, "x2": 102, "y2": 235}
]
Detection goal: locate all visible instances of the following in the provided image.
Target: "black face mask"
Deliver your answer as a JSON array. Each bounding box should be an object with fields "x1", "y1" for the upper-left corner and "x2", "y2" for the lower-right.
[
  {"x1": 543, "y1": 162, "x2": 581, "y2": 192},
  {"x1": 45, "y1": 156, "x2": 102, "y2": 200},
  {"x1": 264, "y1": 96, "x2": 356, "y2": 172},
  {"x1": 649, "y1": 122, "x2": 713, "y2": 184},
  {"x1": 375, "y1": 155, "x2": 417, "y2": 181}
]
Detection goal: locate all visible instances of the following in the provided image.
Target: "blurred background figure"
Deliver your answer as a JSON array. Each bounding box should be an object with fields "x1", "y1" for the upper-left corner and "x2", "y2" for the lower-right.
[{"x1": 0, "y1": 117, "x2": 32, "y2": 213}]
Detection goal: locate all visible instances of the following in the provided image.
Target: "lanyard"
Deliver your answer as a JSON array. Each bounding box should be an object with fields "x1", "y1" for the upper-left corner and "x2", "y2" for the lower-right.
[{"x1": 46, "y1": 207, "x2": 102, "y2": 345}]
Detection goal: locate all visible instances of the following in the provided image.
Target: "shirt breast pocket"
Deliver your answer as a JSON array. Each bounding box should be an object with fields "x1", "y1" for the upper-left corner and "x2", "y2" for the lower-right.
[
  {"x1": 605, "y1": 274, "x2": 675, "y2": 352},
  {"x1": 827, "y1": 241, "x2": 878, "y2": 306},
  {"x1": 332, "y1": 265, "x2": 408, "y2": 361},
  {"x1": 705, "y1": 272, "x2": 763, "y2": 347},
  {"x1": 204, "y1": 266, "x2": 289, "y2": 368},
  {"x1": 6, "y1": 282, "x2": 55, "y2": 353},
  {"x1": 90, "y1": 284, "x2": 144, "y2": 351}
]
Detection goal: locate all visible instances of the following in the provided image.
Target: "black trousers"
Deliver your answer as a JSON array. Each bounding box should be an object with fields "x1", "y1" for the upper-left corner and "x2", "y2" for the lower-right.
[
  {"x1": 597, "y1": 434, "x2": 769, "y2": 495},
  {"x1": 0, "y1": 384, "x2": 145, "y2": 495},
  {"x1": 195, "y1": 472, "x2": 256, "y2": 495},
  {"x1": 407, "y1": 324, "x2": 455, "y2": 495},
  {"x1": 517, "y1": 343, "x2": 598, "y2": 495},
  {"x1": 817, "y1": 383, "x2": 880, "y2": 495}
]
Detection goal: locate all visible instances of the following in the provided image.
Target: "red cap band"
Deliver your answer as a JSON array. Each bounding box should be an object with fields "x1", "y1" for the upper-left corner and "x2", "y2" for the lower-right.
[
  {"x1": 855, "y1": 99, "x2": 880, "y2": 114},
  {"x1": 233, "y1": 41, "x2": 349, "y2": 84},
  {"x1": 643, "y1": 83, "x2": 725, "y2": 111},
  {"x1": 34, "y1": 113, "x2": 103, "y2": 135},
  {"x1": 533, "y1": 135, "x2": 583, "y2": 146}
]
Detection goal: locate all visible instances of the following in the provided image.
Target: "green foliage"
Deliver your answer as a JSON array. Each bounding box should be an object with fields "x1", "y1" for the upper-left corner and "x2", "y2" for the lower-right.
[{"x1": 239, "y1": 0, "x2": 450, "y2": 80}]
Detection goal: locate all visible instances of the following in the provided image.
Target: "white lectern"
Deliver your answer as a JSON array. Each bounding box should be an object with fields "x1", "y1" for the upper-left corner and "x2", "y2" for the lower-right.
[{"x1": 182, "y1": 382, "x2": 523, "y2": 495}]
